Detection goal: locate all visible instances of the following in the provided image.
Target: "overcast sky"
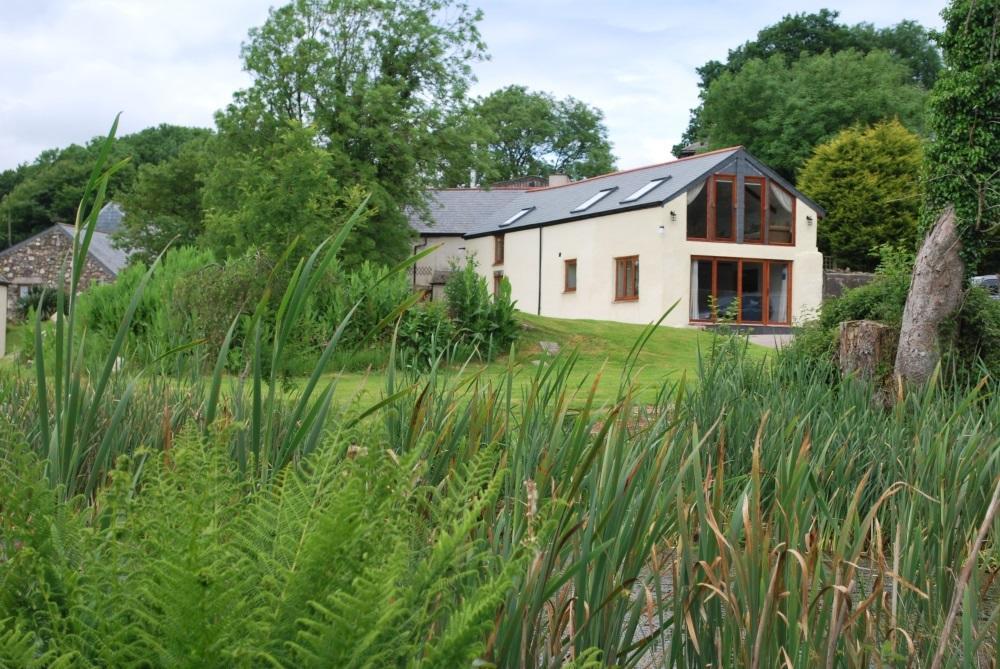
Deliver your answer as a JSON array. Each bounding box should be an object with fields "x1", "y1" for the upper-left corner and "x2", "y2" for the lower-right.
[{"x1": 0, "y1": 0, "x2": 944, "y2": 173}]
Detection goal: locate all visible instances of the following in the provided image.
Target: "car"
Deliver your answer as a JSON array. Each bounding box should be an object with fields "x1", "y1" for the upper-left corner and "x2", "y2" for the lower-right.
[{"x1": 971, "y1": 274, "x2": 1000, "y2": 299}]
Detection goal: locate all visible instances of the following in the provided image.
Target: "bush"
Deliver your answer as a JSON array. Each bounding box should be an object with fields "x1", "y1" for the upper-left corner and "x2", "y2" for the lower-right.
[
  {"x1": 444, "y1": 258, "x2": 518, "y2": 360},
  {"x1": 398, "y1": 300, "x2": 458, "y2": 369},
  {"x1": 14, "y1": 285, "x2": 68, "y2": 320}
]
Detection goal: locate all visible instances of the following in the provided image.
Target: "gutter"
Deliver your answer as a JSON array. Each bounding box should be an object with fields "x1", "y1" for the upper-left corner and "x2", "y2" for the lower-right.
[{"x1": 537, "y1": 227, "x2": 542, "y2": 315}]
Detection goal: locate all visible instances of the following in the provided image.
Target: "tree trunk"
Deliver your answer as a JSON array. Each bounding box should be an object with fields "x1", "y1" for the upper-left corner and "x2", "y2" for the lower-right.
[
  {"x1": 838, "y1": 320, "x2": 896, "y2": 380},
  {"x1": 894, "y1": 207, "x2": 964, "y2": 385}
]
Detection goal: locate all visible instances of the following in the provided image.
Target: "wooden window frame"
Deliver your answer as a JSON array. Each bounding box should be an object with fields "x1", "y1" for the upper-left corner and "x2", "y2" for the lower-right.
[
  {"x1": 564, "y1": 259, "x2": 577, "y2": 293},
  {"x1": 741, "y1": 175, "x2": 766, "y2": 245},
  {"x1": 687, "y1": 175, "x2": 797, "y2": 246},
  {"x1": 494, "y1": 234, "x2": 505, "y2": 265},
  {"x1": 492, "y1": 270, "x2": 504, "y2": 295},
  {"x1": 614, "y1": 255, "x2": 639, "y2": 302},
  {"x1": 689, "y1": 256, "x2": 792, "y2": 326},
  {"x1": 765, "y1": 182, "x2": 796, "y2": 246}
]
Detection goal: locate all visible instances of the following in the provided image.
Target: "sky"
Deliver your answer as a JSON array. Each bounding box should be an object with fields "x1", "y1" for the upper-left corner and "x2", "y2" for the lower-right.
[{"x1": 0, "y1": 0, "x2": 945, "y2": 173}]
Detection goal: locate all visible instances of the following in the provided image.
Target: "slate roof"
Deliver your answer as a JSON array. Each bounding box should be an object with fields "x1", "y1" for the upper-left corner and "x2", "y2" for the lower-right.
[
  {"x1": 410, "y1": 147, "x2": 826, "y2": 240},
  {"x1": 407, "y1": 188, "x2": 528, "y2": 236},
  {"x1": 56, "y1": 225, "x2": 129, "y2": 275},
  {"x1": 96, "y1": 202, "x2": 125, "y2": 233}
]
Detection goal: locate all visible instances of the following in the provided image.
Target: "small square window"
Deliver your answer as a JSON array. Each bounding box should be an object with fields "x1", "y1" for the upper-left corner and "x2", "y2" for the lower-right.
[{"x1": 564, "y1": 259, "x2": 577, "y2": 292}]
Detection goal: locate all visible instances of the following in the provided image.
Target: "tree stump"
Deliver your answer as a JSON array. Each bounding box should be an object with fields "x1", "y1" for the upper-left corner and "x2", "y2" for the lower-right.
[{"x1": 838, "y1": 320, "x2": 897, "y2": 380}]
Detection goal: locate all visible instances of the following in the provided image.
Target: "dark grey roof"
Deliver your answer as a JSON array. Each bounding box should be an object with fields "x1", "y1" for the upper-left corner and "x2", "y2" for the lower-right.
[
  {"x1": 57, "y1": 225, "x2": 129, "y2": 275},
  {"x1": 410, "y1": 148, "x2": 826, "y2": 241},
  {"x1": 463, "y1": 148, "x2": 742, "y2": 238},
  {"x1": 407, "y1": 189, "x2": 527, "y2": 236},
  {"x1": 96, "y1": 202, "x2": 125, "y2": 233}
]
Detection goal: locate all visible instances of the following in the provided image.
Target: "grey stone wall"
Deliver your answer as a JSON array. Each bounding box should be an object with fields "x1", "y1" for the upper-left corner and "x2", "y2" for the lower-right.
[
  {"x1": 823, "y1": 271, "x2": 876, "y2": 300},
  {"x1": 0, "y1": 227, "x2": 115, "y2": 315}
]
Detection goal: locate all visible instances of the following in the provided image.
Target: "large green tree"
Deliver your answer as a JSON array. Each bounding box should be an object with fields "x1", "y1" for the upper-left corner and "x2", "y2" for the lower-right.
[
  {"x1": 699, "y1": 49, "x2": 926, "y2": 177},
  {"x1": 0, "y1": 125, "x2": 210, "y2": 250},
  {"x1": 117, "y1": 137, "x2": 214, "y2": 264},
  {"x1": 798, "y1": 120, "x2": 923, "y2": 271},
  {"x1": 895, "y1": 0, "x2": 1000, "y2": 385},
  {"x1": 675, "y1": 10, "x2": 941, "y2": 155},
  {"x1": 201, "y1": 122, "x2": 371, "y2": 266},
  {"x1": 230, "y1": 0, "x2": 487, "y2": 264},
  {"x1": 440, "y1": 86, "x2": 615, "y2": 186}
]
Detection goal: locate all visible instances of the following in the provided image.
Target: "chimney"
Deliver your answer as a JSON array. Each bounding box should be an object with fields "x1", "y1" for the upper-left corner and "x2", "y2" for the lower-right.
[{"x1": 547, "y1": 173, "x2": 570, "y2": 187}]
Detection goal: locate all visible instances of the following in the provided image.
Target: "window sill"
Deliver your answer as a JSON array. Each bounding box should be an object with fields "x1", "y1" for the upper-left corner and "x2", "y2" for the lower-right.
[
  {"x1": 614, "y1": 296, "x2": 639, "y2": 303},
  {"x1": 563, "y1": 289, "x2": 577, "y2": 294},
  {"x1": 687, "y1": 236, "x2": 796, "y2": 247},
  {"x1": 493, "y1": 261, "x2": 504, "y2": 266}
]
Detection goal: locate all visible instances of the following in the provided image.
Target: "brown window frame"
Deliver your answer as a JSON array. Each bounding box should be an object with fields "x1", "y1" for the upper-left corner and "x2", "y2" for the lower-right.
[
  {"x1": 689, "y1": 256, "x2": 792, "y2": 326},
  {"x1": 765, "y1": 182, "x2": 796, "y2": 246},
  {"x1": 494, "y1": 234, "x2": 505, "y2": 265},
  {"x1": 493, "y1": 270, "x2": 504, "y2": 296},
  {"x1": 687, "y1": 175, "x2": 796, "y2": 246},
  {"x1": 614, "y1": 255, "x2": 639, "y2": 302},
  {"x1": 564, "y1": 259, "x2": 577, "y2": 293}
]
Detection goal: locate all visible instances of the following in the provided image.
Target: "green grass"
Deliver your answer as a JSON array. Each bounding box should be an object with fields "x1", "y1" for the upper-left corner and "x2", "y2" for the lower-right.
[{"x1": 315, "y1": 312, "x2": 767, "y2": 406}]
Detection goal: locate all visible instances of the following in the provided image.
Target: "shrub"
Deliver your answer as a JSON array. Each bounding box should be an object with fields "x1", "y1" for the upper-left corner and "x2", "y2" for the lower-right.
[
  {"x1": 444, "y1": 258, "x2": 518, "y2": 360},
  {"x1": 398, "y1": 300, "x2": 457, "y2": 369},
  {"x1": 14, "y1": 285, "x2": 67, "y2": 320}
]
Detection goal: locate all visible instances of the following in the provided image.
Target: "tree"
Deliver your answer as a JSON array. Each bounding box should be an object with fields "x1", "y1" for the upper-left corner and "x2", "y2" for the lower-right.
[
  {"x1": 201, "y1": 122, "x2": 371, "y2": 266},
  {"x1": 675, "y1": 10, "x2": 941, "y2": 155},
  {"x1": 895, "y1": 0, "x2": 1000, "y2": 385},
  {"x1": 116, "y1": 137, "x2": 213, "y2": 264},
  {"x1": 440, "y1": 86, "x2": 615, "y2": 185},
  {"x1": 0, "y1": 125, "x2": 210, "y2": 251},
  {"x1": 798, "y1": 120, "x2": 923, "y2": 271},
  {"x1": 231, "y1": 0, "x2": 487, "y2": 264},
  {"x1": 699, "y1": 49, "x2": 926, "y2": 177}
]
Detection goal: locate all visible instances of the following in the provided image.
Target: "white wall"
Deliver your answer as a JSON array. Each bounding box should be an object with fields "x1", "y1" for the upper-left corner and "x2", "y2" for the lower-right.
[
  {"x1": 468, "y1": 191, "x2": 824, "y2": 328},
  {"x1": 413, "y1": 235, "x2": 469, "y2": 286}
]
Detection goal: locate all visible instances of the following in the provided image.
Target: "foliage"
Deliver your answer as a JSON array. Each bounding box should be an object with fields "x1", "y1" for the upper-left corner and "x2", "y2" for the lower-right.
[
  {"x1": 799, "y1": 120, "x2": 923, "y2": 270},
  {"x1": 397, "y1": 300, "x2": 457, "y2": 369},
  {"x1": 14, "y1": 285, "x2": 68, "y2": 321},
  {"x1": 0, "y1": 429, "x2": 514, "y2": 667},
  {"x1": 202, "y1": 122, "x2": 372, "y2": 266},
  {"x1": 676, "y1": 9, "x2": 941, "y2": 154},
  {"x1": 444, "y1": 258, "x2": 519, "y2": 359},
  {"x1": 700, "y1": 49, "x2": 926, "y2": 177},
  {"x1": 440, "y1": 85, "x2": 616, "y2": 185},
  {"x1": 229, "y1": 0, "x2": 488, "y2": 265},
  {"x1": 922, "y1": 0, "x2": 1000, "y2": 275},
  {"x1": 0, "y1": 125, "x2": 210, "y2": 251},
  {"x1": 116, "y1": 136, "x2": 213, "y2": 264}
]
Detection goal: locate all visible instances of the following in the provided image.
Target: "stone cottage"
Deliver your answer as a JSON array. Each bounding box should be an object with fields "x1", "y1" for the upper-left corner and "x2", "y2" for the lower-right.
[{"x1": 0, "y1": 202, "x2": 130, "y2": 314}]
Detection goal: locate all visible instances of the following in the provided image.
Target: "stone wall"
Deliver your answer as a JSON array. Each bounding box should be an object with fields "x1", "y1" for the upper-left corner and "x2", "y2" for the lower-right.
[
  {"x1": 0, "y1": 227, "x2": 115, "y2": 314},
  {"x1": 823, "y1": 271, "x2": 876, "y2": 300}
]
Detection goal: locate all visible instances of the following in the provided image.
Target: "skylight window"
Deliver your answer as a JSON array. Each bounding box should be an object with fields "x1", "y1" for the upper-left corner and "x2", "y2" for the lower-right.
[
  {"x1": 571, "y1": 187, "x2": 617, "y2": 213},
  {"x1": 621, "y1": 177, "x2": 671, "y2": 203},
  {"x1": 499, "y1": 207, "x2": 534, "y2": 227}
]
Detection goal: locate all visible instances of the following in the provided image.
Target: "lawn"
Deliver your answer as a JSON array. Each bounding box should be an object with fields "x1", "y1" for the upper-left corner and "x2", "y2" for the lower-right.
[{"x1": 321, "y1": 312, "x2": 767, "y2": 406}]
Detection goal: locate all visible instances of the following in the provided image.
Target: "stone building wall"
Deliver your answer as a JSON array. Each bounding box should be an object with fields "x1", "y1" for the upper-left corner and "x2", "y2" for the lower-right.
[{"x1": 0, "y1": 227, "x2": 115, "y2": 315}]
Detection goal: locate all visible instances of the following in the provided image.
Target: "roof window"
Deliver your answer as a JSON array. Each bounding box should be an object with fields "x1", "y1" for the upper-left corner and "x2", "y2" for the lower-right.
[
  {"x1": 499, "y1": 207, "x2": 534, "y2": 227},
  {"x1": 621, "y1": 177, "x2": 670, "y2": 203},
  {"x1": 571, "y1": 187, "x2": 617, "y2": 213}
]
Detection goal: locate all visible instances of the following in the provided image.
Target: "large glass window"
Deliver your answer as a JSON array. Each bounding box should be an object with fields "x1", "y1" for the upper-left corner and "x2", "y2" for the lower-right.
[
  {"x1": 687, "y1": 175, "x2": 795, "y2": 245},
  {"x1": 686, "y1": 182, "x2": 708, "y2": 238},
  {"x1": 768, "y1": 183, "x2": 794, "y2": 244},
  {"x1": 690, "y1": 258, "x2": 791, "y2": 324},
  {"x1": 743, "y1": 177, "x2": 764, "y2": 242},
  {"x1": 714, "y1": 178, "x2": 735, "y2": 240}
]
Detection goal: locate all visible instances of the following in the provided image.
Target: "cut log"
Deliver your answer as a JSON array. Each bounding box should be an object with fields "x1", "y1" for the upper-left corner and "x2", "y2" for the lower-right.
[
  {"x1": 894, "y1": 207, "x2": 964, "y2": 385},
  {"x1": 838, "y1": 320, "x2": 897, "y2": 380}
]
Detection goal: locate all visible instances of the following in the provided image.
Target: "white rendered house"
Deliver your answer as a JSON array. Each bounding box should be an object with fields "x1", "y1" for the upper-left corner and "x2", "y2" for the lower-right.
[{"x1": 408, "y1": 147, "x2": 824, "y2": 330}]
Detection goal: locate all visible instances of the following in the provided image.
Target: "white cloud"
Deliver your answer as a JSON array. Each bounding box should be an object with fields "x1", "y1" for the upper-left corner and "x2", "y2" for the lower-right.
[{"x1": 0, "y1": 0, "x2": 945, "y2": 171}]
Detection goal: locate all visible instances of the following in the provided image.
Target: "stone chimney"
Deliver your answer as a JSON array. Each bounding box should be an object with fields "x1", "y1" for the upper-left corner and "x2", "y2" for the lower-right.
[{"x1": 547, "y1": 173, "x2": 570, "y2": 187}]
